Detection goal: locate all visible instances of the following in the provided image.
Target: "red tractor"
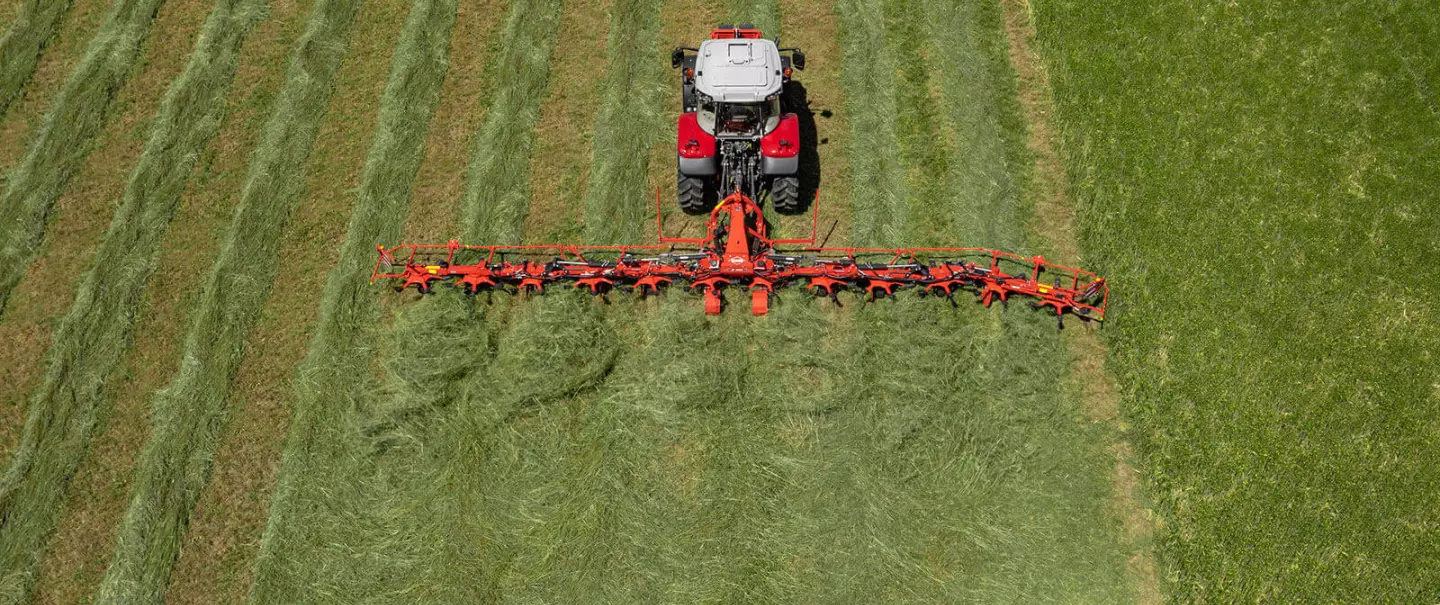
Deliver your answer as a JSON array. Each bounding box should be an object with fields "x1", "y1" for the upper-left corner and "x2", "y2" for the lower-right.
[{"x1": 671, "y1": 25, "x2": 806, "y2": 215}]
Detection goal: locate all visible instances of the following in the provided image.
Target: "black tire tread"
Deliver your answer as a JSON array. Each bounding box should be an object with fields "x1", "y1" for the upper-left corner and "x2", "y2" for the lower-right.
[
  {"x1": 678, "y1": 173, "x2": 713, "y2": 215},
  {"x1": 771, "y1": 176, "x2": 801, "y2": 214}
]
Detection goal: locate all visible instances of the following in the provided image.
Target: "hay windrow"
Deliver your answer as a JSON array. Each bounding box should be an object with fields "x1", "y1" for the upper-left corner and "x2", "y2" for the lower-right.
[
  {"x1": 0, "y1": 0, "x2": 270, "y2": 602},
  {"x1": 0, "y1": 0, "x2": 168, "y2": 316},
  {"x1": 0, "y1": 0, "x2": 75, "y2": 119}
]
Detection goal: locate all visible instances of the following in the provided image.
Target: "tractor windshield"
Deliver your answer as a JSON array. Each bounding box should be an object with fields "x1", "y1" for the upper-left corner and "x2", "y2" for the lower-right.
[{"x1": 699, "y1": 97, "x2": 781, "y2": 137}]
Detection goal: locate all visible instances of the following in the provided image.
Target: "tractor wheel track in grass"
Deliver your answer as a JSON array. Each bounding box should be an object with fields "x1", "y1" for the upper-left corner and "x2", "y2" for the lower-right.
[
  {"x1": 0, "y1": 0, "x2": 267, "y2": 602},
  {"x1": 0, "y1": 0, "x2": 168, "y2": 317},
  {"x1": 246, "y1": 0, "x2": 571, "y2": 600},
  {"x1": 998, "y1": 0, "x2": 1160, "y2": 600},
  {"x1": 0, "y1": 0, "x2": 75, "y2": 119}
]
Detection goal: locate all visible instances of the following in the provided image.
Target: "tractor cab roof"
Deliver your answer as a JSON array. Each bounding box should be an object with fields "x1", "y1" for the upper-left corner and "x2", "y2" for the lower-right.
[{"x1": 694, "y1": 38, "x2": 784, "y2": 103}]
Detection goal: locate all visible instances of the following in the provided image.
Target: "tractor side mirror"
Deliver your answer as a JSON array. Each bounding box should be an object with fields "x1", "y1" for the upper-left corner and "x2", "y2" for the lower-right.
[
  {"x1": 792, "y1": 51, "x2": 806, "y2": 70},
  {"x1": 671, "y1": 48, "x2": 685, "y2": 69}
]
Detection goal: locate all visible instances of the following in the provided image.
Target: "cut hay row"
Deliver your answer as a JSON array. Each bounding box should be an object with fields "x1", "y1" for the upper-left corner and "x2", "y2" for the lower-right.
[
  {"x1": 735, "y1": 0, "x2": 1133, "y2": 599},
  {"x1": 581, "y1": 0, "x2": 666, "y2": 244},
  {"x1": 917, "y1": 0, "x2": 1022, "y2": 249},
  {"x1": 726, "y1": 0, "x2": 778, "y2": 32},
  {"x1": 245, "y1": 1, "x2": 576, "y2": 600},
  {"x1": 0, "y1": 0, "x2": 168, "y2": 316},
  {"x1": 5, "y1": 0, "x2": 367, "y2": 601},
  {"x1": 0, "y1": 0, "x2": 75, "y2": 119},
  {"x1": 458, "y1": 0, "x2": 567, "y2": 242},
  {"x1": 522, "y1": 0, "x2": 611, "y2": 244},
  {"x1": 240, "y1": 0, "x2": 460, "y2": 599},
  {"x1": 833, "y1": 0, "x2": 904, "y2": 249},
  {"x1": 1031, "y1": 0, "x2": 1440, "y2": 599},
  {"x1": 96, "y1": 0, "x2": 434, "y2": 602},
  {"x1": 0, "y1": 0, "x2": 269, "y2": 602}
]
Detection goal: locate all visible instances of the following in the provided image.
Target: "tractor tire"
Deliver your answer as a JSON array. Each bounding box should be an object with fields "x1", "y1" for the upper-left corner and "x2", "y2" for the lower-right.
[
  {"x1": 770, "y1": 176, "x2": 802, "y2": 215},
  {"x1": 678, "y1": 173, "x2": 714, "y2": 215}
]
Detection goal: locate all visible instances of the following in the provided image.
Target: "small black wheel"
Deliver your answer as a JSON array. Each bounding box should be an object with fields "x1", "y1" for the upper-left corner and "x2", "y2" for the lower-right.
[
  {"x1": 770, "y1": 176, "x2": 801, "y2": 214},
  {"x1": 678, "y1": 172, "x2": 714, "y2": 215}
]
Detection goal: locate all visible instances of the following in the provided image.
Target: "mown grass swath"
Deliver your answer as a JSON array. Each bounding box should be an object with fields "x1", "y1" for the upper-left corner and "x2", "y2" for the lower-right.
[
  {"x1": 242, "y1": 0, "x2": 460, "y2": 598},
  {"x1": 581, "y1": 0, "x2": 666, "y2": 244},
  {"x1": 0, "y1": 0, "x2": 168, "y2": 316},
  {"x1": 832, "y1": 0, "x2": 904, "y2": 249},
  {"x1": 247, "y1": 1, "x2": 575, "y2": 600},
  {"x1": 1031, "y1": 0, "x2": 1440, "y2": 599},
  {"x1": 760, "y1": 0, "x2": 1130, "y2": 599},
  {"x1": 84, "y1": 0, "x2": 389, "y2": 602},
  {"x1": 0, "y1": 0, "x2": 269, "y2": 602},
  {"x1": 0, "y1": 0, "x2": 74, "y2": 119},
  {"x1": 0, "y1": 0, "x2": 365, "y2": 603}
]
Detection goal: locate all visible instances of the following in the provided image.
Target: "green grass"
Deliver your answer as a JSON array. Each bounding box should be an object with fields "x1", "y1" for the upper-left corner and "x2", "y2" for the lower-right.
[
  {"x1": 580, "y1": 0, "x2": 666, "y2": 244},
  {"x1": 12, "y1": 0, "x2": 366, "y2": 601},
  {"x1": 92, "y1": 0, "x2": 440, "y2": 602},
  {"x1": 0, "y1": 0, "x2": 75, "y2": 119},
  {"x1": 1031, "y1": 0, "x2": 1440, "y2": 600},
  {"x1": 0, "y1": 0, "x2": 166, "y2": 316},
  {"x1": 246, "y1": 1, "x2": 583, "y2": 600},
  {"x1": 0, "y1": 0, "x2": 269, "y2": 602},
  {"x1": 458, "y1": 0, "x2": 565, "y2": 243},
  {"x1": 242, "y1": 0, "x2": 461, "y2": 599}
]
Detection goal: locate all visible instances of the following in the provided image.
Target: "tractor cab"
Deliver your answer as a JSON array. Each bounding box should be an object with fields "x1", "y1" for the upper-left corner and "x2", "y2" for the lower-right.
[{"x1": 672, "y1": 25, "x2": 807, "y2": 215}]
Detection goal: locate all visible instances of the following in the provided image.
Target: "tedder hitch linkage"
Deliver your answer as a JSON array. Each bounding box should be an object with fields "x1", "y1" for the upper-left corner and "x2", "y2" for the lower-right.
[{"x1": 373, "y1": 192, "x2": 1109, "y2": 321}]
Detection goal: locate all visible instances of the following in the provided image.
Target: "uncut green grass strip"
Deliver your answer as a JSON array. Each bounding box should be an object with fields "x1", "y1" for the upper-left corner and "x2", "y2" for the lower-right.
[
  {"x1": 0, "y1": 0, "x2": 268, "y2": 602},
  {"x1": 246, "y1": 1, "x2": 569, "y2": 600},
  {"x1": 581, "y1": 0, "x2": 665, "y2": 244},
  {"x1": 1033, "y1": 0, "x2": 1440, "y2": 599},
  {"x1": 0, "y1": 0, "x2": 167, "y2": 316},
  {"x1": 240, "y1": 0, "x2": 459, "y2": 599},
  {"x1": 0, "y1": 0, "x2": 74, "y2": 119}
]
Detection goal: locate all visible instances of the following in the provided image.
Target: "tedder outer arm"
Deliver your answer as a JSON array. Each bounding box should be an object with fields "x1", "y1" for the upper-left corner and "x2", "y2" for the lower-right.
[{"x1": 373, "y1": 193, "x2": 1108, "y2": 324}]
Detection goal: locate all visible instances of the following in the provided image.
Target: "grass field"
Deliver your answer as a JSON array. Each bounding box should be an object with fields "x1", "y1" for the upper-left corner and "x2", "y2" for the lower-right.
[
  {"x1": 1031, "y1": 0, "x2": 1440, "y2": 600},
  {"x1": 0, "y1": 0, "x2": 1431, "y2": 602}
]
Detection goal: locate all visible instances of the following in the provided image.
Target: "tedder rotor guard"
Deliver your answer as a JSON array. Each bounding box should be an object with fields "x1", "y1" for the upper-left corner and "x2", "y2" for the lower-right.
[{"x1": 373, "y1": 192, "x2": 1108, "y2": 325}]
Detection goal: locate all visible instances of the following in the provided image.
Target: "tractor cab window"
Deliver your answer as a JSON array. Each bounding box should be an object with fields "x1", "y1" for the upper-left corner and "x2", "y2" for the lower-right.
[{"x1": 707, "y1": 98, "x2": 781, "y2": 137}]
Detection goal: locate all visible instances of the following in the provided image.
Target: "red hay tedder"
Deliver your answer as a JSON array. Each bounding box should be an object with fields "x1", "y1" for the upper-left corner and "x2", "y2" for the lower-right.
[
  {"x1": 371, "y1": 192, "x2": 1108, "y2": 327},
  {"x1": 371, "y1": 24, "x2": 1107, "y2": 326}
]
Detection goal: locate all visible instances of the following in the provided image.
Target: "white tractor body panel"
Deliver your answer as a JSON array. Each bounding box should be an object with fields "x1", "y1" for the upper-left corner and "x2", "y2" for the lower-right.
[{"x1": 694, "y1": 39, "x2": 784, "y2": 103}]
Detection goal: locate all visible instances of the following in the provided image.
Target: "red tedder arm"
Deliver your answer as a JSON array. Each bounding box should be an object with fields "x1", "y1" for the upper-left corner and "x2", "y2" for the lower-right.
[{"x1": 373, "y1": 193, "x2": 1109, "y2": 324}]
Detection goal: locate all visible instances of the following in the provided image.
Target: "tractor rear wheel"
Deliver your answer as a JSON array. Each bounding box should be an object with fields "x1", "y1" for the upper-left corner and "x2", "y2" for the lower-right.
[
  {"x1": 678, "y1": 172, "x2": 714, "y2": 215},
  {"x1": 770, "y1": 176, "x2": 801, "y2": 214}
]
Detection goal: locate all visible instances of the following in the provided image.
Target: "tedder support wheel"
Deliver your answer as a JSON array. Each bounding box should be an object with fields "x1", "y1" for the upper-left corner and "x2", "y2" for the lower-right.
[
  {"x1": 678, "y1": 172, "x2": 714, "y2": 215},
  {"x1": 770, "y1": 176, "x2": 801, "y2": 215}
]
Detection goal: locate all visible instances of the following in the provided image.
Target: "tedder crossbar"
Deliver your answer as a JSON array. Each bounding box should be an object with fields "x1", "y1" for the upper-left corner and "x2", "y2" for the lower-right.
[{"x1": 372, "y1": 192, "x2": 1108, "y2": 324}]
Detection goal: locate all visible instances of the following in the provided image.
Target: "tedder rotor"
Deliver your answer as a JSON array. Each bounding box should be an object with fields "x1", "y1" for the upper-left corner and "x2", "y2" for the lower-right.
[{"x1": 372, "y1": 192, "x2": 1108, "y2": 326}]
